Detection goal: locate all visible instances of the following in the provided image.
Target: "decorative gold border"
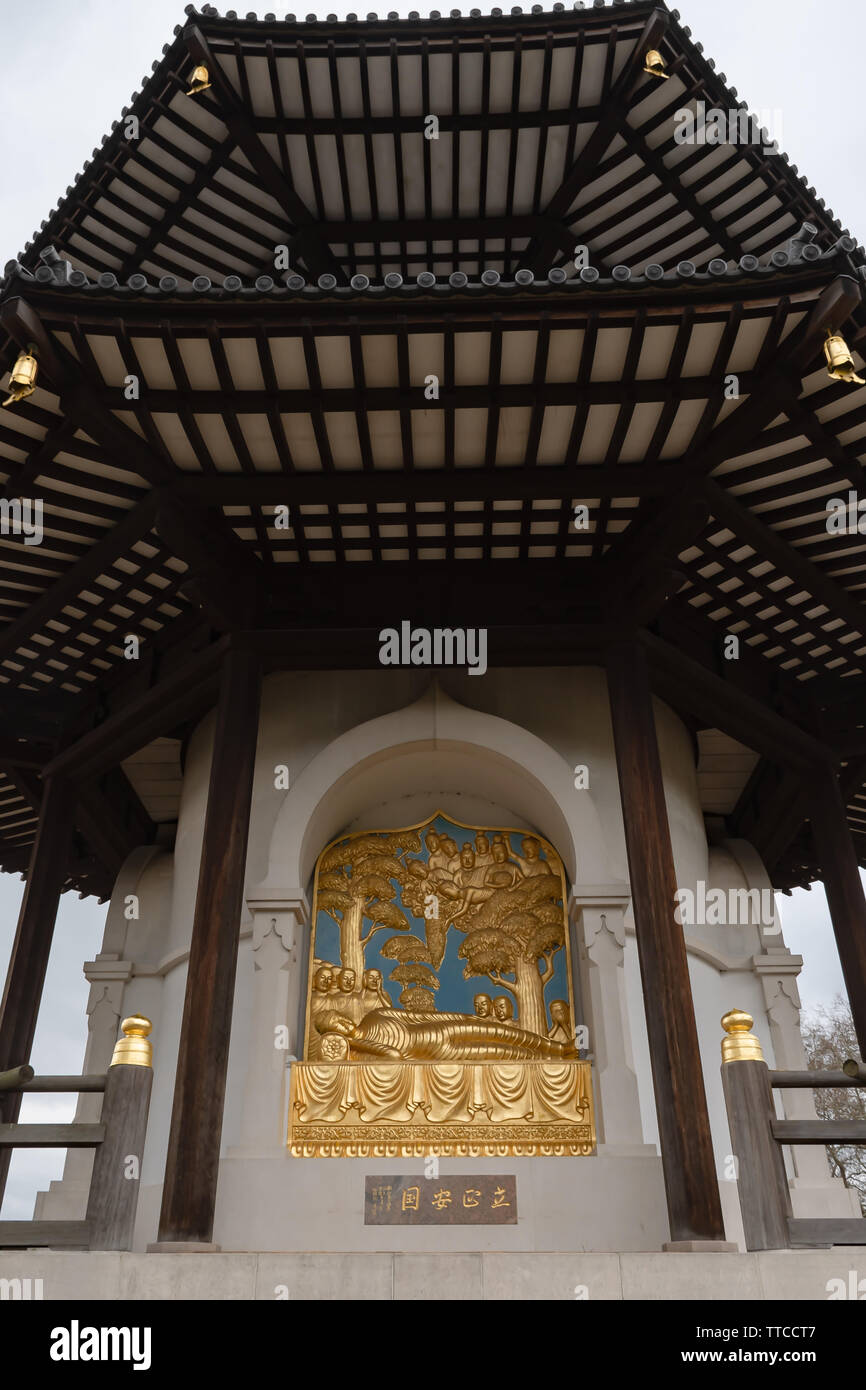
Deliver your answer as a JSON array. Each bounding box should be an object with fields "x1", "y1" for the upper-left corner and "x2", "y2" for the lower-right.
[
  {"x1": 290, "y1": 1137, "x2": 595, "y2": 1158},
  {"x1": 303, "y1": 808, "x2": 574, "y2": 1060}
]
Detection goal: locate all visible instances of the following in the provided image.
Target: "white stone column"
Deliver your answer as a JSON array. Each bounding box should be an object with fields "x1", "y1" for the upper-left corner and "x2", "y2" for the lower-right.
[
  {"x1": 753, "y1": 947, "x2": 862, "y2": 1216},
  {"x1": 231, "y1": 895, "x2": 310, "y2": 1156},
  {"x1": 571, "y1": 886, "x2": 645, "y2": 1149}
]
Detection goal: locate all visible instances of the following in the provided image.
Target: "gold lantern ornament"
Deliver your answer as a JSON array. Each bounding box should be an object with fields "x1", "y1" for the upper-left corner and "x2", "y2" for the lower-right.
[
  {"x1": 2, "y1": 344, "x2": 38, "y2": 409},
  {"x1": 824, "y1": 331, "x2": 865, "y2": 386},
  {"x1": 643, "y1": 49, "x2": 670, "y2": 80},
  {"x1": 186, "y1": 64, "x2": 211, "y2": 96}
]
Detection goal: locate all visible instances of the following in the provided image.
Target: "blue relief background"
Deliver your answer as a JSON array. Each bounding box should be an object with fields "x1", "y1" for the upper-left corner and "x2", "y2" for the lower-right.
[{"x1": 311, "y1": 812, "x2": 571, "y2": 1028}]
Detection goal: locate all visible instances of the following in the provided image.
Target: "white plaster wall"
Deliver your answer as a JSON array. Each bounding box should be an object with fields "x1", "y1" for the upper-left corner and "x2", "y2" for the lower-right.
[{"x1": 59, "y1": 666, "x2": 841, "y2": 1251}]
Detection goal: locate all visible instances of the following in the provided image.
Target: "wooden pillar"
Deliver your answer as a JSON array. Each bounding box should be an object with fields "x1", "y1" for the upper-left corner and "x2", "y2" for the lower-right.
[
  {"x1": 807, "y1": 763, "x2": 866, "y2": 1058},
  {"x1": 0, "y1": 776, "x2": 76, "y2": 1206},
  {"x1": 157, "y1": 647, "x2": 261, "y2": 1245},
  {"x1": 606, "y1": 640, "x2": 726, "y2": 1243}
]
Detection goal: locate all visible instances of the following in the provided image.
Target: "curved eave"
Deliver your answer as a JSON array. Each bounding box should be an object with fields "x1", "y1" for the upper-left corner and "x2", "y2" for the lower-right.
[{"x1": 10, "y1": 3, "x2": 863, "y2": 292}]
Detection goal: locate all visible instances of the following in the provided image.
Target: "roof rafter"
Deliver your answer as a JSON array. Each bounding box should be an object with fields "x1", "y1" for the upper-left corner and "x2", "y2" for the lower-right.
[
  {"x1": 184, "y1": 24, "x2": 346, "y2": 284},
  {"x1": 524, "y1": 8, "x2": 669, "y2": 273}
]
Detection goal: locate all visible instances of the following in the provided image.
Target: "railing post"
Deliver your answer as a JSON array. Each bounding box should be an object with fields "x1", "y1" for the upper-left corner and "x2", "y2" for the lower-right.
[
  {"x1": 85, "y1": 1016, "x2": 154, "y2": 1251},
  {"x1": 720, "y1": 1009, "x2": 792, "y2": 1251}
]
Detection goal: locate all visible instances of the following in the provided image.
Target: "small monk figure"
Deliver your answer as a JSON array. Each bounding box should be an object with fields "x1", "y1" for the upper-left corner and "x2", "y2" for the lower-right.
[
  {"x1": 493, "y1": 995, "x2": 517, "y2": 1026},
  {"x1": 362, "y1": 967, "x2": 393, "y2": 1013},
  {"x1": 548, "y1": 999, "x2": 573, "y2": 1046}
]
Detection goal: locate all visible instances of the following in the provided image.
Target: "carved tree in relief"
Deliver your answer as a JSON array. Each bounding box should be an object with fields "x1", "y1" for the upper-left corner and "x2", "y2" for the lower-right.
[
  {"x1": 457, "y1": 872, "x2": 564, "y2": 1036},
  {"x1": 388, "y1": 962, "x2": 441, "y2": 1011},
  {"x1": 317, "y1": 831, "x2": 421, "y2": 978}
]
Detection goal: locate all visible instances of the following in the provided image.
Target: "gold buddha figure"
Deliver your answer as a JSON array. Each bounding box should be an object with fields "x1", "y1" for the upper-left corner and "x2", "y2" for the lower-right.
[{"x1": 314, "y1": 1007, "x2": 579, "y2": 1062}]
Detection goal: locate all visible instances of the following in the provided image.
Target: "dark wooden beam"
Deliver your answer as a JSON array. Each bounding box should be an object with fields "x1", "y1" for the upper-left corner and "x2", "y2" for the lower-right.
[
  {"x1": 0, "y1": 297, "x2": 171, "y2": 488},
  {"x1": 704, "y1": 481, "x2": 866, "y2": 644},
  {"x1": 42, "y1": 638, "x2": 228, "y2": 783},
  {"x1": 601, "y1": 275, "x2": 865, "y2": 640},
  {"x1": 249, "y1": 109, "x2": 605, "y2": 137},
  {"x1": 0, "y1": 776, "x2": 76, "y2": 1206},
  {"x1": 91, "y1": 376, "x2": 760, "y2": 414},
  {"x1": 524, "y1": 8, "x2": 669, "y2": 273},
  {"x1": 157, "y1": 645, "x2": 261, "y2": 1245},
  {"x1": 0, "y1": 739, "x2": 53, "y2": 769},
  {"x1": 806, "y1": 764, "x2": 866, "y2": 1056},
  {"x1": 729, "y1": 761, "x2": 806, "y2": 877},
  {"x1": 302, "y1": 214, "x2": 578, "y2": 256},
  {"x1": 153, "y1": 498, "x2": 265, "y2": 632},
  {"x1": 173, "y1": 461, "x2": 695, "y2": 507},
  {"x1": 6, "y1": 765, "x2": 102, "y2": 879},
  {"x1": 841, "y1": 756, "x2": 866, "y2": 805},
  {"x1": 615, "y1": 120, "x2": 741, "y2": 264},
  {"x1": 184, "y1": 25, "x2": 346, "y2": 283},
  {"x1": 678, "y1": 278, "x2": 862, "y2": 483},
  {"x1": 606, "y1": 639, "x2": 726, "y2": 1242},
  {"x1": 0, "y1": 296, "x2": 272, "y2": 647},
  {"x1": 0, "y1": 496, "x2": 159, "y2": 666},
  {"x1": 642, "y1": 629, "x2": 830, "y2": 774},
  {"x1": 604, "y1": 494, "x2": 710, "y2": 626}
]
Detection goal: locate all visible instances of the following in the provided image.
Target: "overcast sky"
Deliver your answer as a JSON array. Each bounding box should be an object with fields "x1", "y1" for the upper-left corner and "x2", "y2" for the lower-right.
[{"x1": 1, "y1": 0, "x2": 863, "y2": 1219}]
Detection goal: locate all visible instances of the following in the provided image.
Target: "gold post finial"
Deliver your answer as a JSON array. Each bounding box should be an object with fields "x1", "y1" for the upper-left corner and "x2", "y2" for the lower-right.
[
  {"x1": 721, "y1": 1009, "x2": 764, "y2": 1064},
  {"x1": 110, "y1": 1014, "x2": 153, "y2": 1068}
]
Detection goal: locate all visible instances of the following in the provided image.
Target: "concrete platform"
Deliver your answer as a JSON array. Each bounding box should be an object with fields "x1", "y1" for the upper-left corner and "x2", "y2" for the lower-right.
[{"x1": 1, "y1": 1249, "x2": 863, "y2": 1300}]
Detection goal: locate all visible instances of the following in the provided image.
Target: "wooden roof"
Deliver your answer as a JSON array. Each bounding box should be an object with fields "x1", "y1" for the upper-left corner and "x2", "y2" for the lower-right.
[
  {"x1": 1, "y1": 3, "x2": 865, "y2": 897},
  {"x1": 14, "y1": 4, "x2": 860, "y2": 288}
]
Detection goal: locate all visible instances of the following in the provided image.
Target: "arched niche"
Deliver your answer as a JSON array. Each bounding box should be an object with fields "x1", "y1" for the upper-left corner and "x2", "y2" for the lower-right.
[{"x1": 251, "y1": 683, "x2": 611, "y2": 904}]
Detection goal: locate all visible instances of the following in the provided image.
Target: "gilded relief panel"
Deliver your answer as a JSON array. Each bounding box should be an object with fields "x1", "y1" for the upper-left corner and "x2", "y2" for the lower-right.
[{"x1": 289, "y1": 812, "x2": 594, "y2": 1155}]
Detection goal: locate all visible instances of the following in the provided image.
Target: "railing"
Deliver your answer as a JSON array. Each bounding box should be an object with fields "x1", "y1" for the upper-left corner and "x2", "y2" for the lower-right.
[
  {"x1": 0, "y1": 1016, "x2": 154, "y2": 1251},
  {"x1": 720, "y1": 1009, "x2": 866, "y2": 1250}
]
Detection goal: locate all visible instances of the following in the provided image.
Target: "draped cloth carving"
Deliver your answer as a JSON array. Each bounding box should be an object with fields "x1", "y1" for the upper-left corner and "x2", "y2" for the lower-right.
[{"x1": 288, "y1": 1060, "x2": 595, "y2": 1156}]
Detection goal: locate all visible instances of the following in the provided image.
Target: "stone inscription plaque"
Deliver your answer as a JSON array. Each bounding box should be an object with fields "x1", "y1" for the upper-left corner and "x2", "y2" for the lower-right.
[{"x1": 364, "y1": 1174, "x2": 517, "y2": 1225}]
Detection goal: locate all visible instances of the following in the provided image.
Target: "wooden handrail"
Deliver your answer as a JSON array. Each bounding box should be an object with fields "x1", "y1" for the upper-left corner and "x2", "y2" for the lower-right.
[
  {"x1": 0, "y1": 1123, "x2": 105, "y2": 1148},
  {"x1": 0, "y1": 1221, "x2": 89, "y2": 1249},
  {"x1": 771, "y1": 1119, "x2": 866, "y2": 1144},
  {"x1": 721, "y1": 1013, "x2": 866, "y2": 1251},
  {"x1": 0, "y1": 1064, "x2": 34, "y2": 1091},
  {"x1": 0, "y1": 1022, "x2": 153, "y2": 1253},
  {"x1": 771, "y1": 1069, "x2": 866, "y2": 1088},
  {"x1": 0, "y1": 1068, "x2": 105, "y2": 1094},
  {"x1": 18, "y1": 1074, "x2": 106, "y2": 1092}
]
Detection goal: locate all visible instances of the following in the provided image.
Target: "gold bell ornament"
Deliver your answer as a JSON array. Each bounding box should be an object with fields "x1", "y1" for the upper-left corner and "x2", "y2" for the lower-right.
[
  {"x1": 643, "y1": 50, "x2": 669, "y2": 80},
  {"x1": 824, "y1": 331, "x2": 865, "y2": 385},
  {"x1": 2, "y1": 345, "x2": 38, "y2": 408},
  {"x1": 186, "y1": 65, "x2": 211, "y2": 97}
]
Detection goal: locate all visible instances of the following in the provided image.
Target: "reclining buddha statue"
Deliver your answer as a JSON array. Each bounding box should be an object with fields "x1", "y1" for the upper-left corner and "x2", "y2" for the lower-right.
[{"x1": 314, "y1": 1007, "x2": 578, "y2": 1062}]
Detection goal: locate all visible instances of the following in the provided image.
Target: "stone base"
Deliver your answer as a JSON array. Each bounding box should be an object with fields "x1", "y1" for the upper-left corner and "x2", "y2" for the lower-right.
[
  {"x1": 1, "y1": 1249, "x2": 860, "y2": 1300},
  {"x1": 196, "y1": 1151, "x2": 669, "y2": 1253},
  {"x1": 662, "y1": 1241, "x2": 739, "y2": 1253},
  {"x1": 145, "y1": 1242, "x2": 222, "y2": 1253}
]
